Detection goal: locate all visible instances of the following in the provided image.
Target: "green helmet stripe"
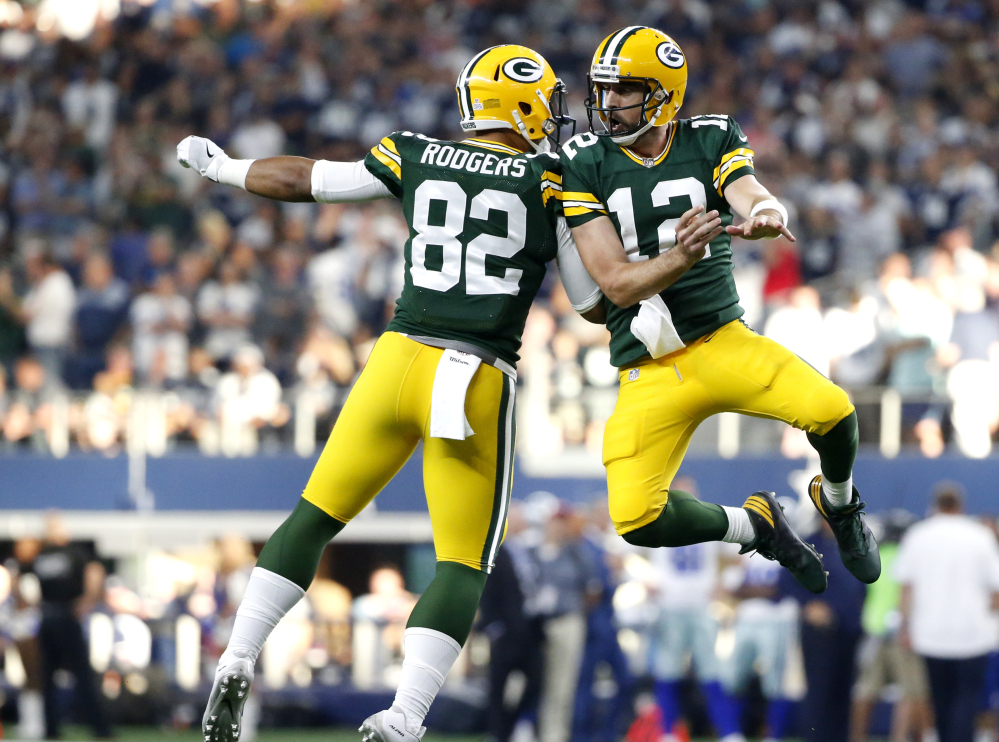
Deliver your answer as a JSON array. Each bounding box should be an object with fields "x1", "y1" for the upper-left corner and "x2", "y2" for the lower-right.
[
  {"x1": 609, "y1": 26, "x2": 645, "y2": 65},
  {"x1": 459, "y1": 47, "x2": 498, "y2": 121}
]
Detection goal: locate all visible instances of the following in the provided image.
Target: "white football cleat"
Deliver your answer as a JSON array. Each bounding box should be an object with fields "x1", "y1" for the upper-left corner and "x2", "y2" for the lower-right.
[
  {"x1": 203, "y1": 656, "x2": 254, "y2": 742},
  {"x1": 359, "y1": 706, "x2": 426, "y2": 742}
]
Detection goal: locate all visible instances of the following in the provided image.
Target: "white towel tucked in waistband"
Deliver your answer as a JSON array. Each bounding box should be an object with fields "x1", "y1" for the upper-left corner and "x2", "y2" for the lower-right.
[
  {"x1": 430, "y1": 349, "x2": 483, "y2": 439},
  {"x1": 630, "y1": 294, "x2": 686, "y2": 359}
]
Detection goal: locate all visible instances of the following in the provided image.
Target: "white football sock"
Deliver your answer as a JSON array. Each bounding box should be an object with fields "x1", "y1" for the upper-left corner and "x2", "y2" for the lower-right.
[
  {"x1": 722, "y1": 506, "x2": 756, "y2": 546},
  {"x1": 219, "y1": 567, "x2": 305, "y2": 670},
  {"x1": 821, "y1": 475, "x2": 853, "y2": 509},
  {"x1": 392, "y1": 627, "x2": 462, "y2": 734}
]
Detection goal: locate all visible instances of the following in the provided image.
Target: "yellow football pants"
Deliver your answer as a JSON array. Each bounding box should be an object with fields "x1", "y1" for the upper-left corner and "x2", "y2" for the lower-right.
[
  {"x1": 604, "y1": 319, "x2": 854, "y2": 535},
  {"x1": 301, "y1": 332, "x2": 515, "y2": 572}
]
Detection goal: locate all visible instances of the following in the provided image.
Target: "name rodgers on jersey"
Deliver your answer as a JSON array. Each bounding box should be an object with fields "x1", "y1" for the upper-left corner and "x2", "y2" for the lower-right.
[{"x1": 420, "y1": 143, "x2": 532, "y2": 178}]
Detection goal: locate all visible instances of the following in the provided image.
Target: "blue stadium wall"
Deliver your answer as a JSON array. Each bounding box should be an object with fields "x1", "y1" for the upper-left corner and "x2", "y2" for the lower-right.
[{"x1": 0, "y1": 452, "x2": 996, "y2": 514}]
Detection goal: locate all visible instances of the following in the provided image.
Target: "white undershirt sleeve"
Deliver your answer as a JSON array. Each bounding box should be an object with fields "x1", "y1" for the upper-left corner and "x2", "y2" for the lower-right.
[
  {"x1": 555, "y1": 216, "x2": 603, "y2": 313},
  {"x1": 310, "y1": 160, "x2": 394, "y2": 203}
]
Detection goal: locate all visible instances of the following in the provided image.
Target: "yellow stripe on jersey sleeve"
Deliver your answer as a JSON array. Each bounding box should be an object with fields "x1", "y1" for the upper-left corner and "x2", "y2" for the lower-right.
[
  {"x1": 561, "y1": 191, "x2": 601, "y2": 203},
  {"x1": 564, "y1": 205, "x2": 607, "y2": 217},
  {"x1": 379, "y1": 136, "x2": 400, "y2": 157},
  {"x1": 712, "y1": 147, "x2": 754, "y2": 193},
  {"x1": 370, "y1": 146, "x2": 402, "y2": 181},
  {"x1": 540, "y1": 171, "x2": 563, "y2": 206},
  {"x1": 562, "y1": 190, "x2": 607, "y2": 216}
]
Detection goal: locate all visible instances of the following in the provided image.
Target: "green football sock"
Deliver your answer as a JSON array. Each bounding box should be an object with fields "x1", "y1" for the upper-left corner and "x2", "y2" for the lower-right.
[
  {"x1": 807, "y1": 410, "x2": 858, "y2": 484},
  {"x1": 406, "y1": 561, "x2": 488, "y2": 645},
  {"x1": 256, "y1": 498, "x2": 346, "y2": 591},
  {"x1": 622, "y1": 489, "x2": 729, "y2": 548}
]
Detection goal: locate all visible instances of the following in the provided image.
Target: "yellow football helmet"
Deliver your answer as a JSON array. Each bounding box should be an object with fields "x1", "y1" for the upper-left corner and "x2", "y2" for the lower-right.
[
  {"x1": 585, "y1": 27, "x2": 688, "y2": 145},
  {"x1": 456, "y1": 45, "x2": 574, "y2": 152}
]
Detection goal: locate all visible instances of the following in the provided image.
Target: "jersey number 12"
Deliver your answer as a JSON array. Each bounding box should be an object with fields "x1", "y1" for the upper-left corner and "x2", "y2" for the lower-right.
[{"x1": 607, "y1": 177, "x2": 711, "y2": 261}]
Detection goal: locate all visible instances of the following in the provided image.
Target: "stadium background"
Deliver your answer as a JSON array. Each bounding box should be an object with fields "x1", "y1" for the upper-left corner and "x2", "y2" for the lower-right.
[{"x1": 1, "y1": 0, "x2": 999, "y2": 739}]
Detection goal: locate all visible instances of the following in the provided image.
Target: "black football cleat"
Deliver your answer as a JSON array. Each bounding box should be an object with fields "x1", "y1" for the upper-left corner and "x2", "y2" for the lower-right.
[
  {"x1": 742, "y1": 491, "x2": 828, "y2": 594},
  {"x1": 203, "y1": 657, "x2": 253, "y2": 742},
  {"x1": 809, "y1": 475, "x2": 881, "y2": 584}
]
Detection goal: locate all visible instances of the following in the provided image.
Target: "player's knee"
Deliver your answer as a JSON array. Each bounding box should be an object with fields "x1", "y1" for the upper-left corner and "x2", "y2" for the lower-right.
[{"x1": 802, "y1": 382, "x2": 853, "y2": 433}]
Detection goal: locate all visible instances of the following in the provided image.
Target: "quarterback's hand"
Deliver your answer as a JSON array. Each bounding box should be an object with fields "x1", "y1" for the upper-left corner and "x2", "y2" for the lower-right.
[
  {"x1": 177, "y1": 135, "x2": 229, "y2": 182},
  {"x1": 673, "y1": 205, "x2": 722, "y2": 266},
  {"x1": 726, "y1": 214, "x2": 796, "y2": 242}
]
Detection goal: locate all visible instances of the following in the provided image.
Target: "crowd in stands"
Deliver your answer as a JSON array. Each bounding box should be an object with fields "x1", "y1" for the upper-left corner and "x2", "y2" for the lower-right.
[{"x1": 3, "y1": 0, "x2": 999, "y2": 455}]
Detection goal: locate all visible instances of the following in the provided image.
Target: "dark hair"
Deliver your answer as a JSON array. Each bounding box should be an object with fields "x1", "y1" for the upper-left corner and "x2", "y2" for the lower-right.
[{"x1": 933, "y1": 481, "x2": 965, "y2": 513}]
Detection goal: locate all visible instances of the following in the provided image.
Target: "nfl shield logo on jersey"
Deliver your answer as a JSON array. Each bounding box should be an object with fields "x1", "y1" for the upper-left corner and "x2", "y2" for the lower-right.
[{"x1": 628, "y1": 368, "x2": 640, "y2": 381}]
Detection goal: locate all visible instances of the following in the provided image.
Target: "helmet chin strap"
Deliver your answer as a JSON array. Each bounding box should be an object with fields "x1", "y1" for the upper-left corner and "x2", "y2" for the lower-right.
[
  {"x1": 512, "y1": 110, "x2": 548, "y2": 153},
  {"x1": 610, "y1": 102, "x2": 665, "y2": 146}
]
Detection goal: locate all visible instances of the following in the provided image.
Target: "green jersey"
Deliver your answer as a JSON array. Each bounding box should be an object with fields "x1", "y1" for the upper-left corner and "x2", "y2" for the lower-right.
[
  {"x1": 560, "y1": 115, "x2": 755, "y2": 368},
  {"x1": 364, "y1": 132, "x2": 563, "y2": 367}
]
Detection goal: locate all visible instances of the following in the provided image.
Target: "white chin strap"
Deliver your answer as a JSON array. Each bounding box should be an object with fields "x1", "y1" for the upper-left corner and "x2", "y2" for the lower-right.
[
  {"x1": 512, "y1": 110, "x2": 548, "y2": 153},
  {"x1": 610, "y1": 103, "x2": 664, "y2": 146}
]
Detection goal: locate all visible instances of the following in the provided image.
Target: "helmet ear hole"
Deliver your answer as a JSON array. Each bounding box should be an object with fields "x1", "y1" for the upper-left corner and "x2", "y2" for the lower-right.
[
  {"x1": 494, "y1": 66, "x2": 501, "y2": 82},
  {"x1": 519, "y1": 102, "x2": 532, "y2": 116}
]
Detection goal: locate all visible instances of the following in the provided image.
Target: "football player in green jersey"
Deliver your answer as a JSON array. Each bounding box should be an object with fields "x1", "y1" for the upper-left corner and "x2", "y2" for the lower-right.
[
  {"x1": 560, "y1": 27, "x2": 879, "y2": 591},
  {"x1": 177, "y1": 45, "x2": 602, "y2": 742}
]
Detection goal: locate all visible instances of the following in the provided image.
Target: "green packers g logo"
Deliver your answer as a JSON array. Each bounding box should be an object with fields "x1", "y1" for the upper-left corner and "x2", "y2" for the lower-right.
[
  {"x1": 656, "y1": 41, "x2": 685, "y2": 69},
  {"x1": 502, "y1": 57, "x2": 545, "y2": 83}
]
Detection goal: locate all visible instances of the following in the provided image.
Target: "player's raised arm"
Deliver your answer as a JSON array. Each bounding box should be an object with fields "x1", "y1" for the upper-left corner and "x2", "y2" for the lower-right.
[
  {"x1": 176, "y1": 135, "x2": 393, "y2": 204},
  {"x1": 722, "y1": 173, "x2": 795, "y2": 242},
  {"x1": 569, "y1": 205, "x2": 722, "y2": 309}
]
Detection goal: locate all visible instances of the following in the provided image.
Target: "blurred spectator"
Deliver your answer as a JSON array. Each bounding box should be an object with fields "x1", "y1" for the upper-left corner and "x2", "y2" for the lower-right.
[
  {"x1": 647, "y1": 489, "x2": 740, "y2": 742},
  {"x1": 534, "y1": 503, "x2": 600, "y2": 742},
  {"x1": 33, "y1": 512, "x2": 111, "y2": 740},
  {"x1": 896, "y1": 483, "x2": 999, "y2": 742},
  {"x1": 214, "y1": 343, "x2": 289, "y2": 455},
  {"x1": 254, "y1": 248, "x2": 309, "y2": 377},
  {"x1": 352, "y1": 566, "x2": 417, "y2": 689},
  {"x1": 573, "y1": 500, "x2": 631, "y2": 742},
  {"x1": 724, "y1": 555, "x2": 796, "y2": 742},
  {"x1": 130, "y1": 273, "x2": 191, "y2": 384},
  {"x1": 938, "y1": 281, "x2": 999, "y2": 458},
  {"x1": 70, "y1": 253, "x2": 130, "y2": 389},
  {"x1": 883, "y1": 13, "x2": 948, "y2": 99},
  {"x1": 765, "y1": 286, "x2": 829, "y2": 377},
  {"x1": 781, "y1": 521, "x2": 867, "y2": 742},
  {"x1": 61, "y1": 62, "x2": 118, "y2": 151},
  {"x1": 3, "y1": 356, "x2": 52, "y2": 450},
  {"x1": 22, "y1": 247, "x2": 75, "y2": 385},
  {"x1": 198, "y1": 261, "x2": 259, "y2": 365},
  {"x1": 4, "y1": 537, "x2": 44, "y2": 740},
  {"x1": 479, "y1": 504, "x2": 544, "y2": 742},
  {"x1": 850, "y1": 510, "x2": 932, "y2": 742},
  {"x1": 838, "y1": 189, "x2": 903, "y2": 285},
  {"x1": 0, "y1": 266, "x2": 26, "y2": 369}
]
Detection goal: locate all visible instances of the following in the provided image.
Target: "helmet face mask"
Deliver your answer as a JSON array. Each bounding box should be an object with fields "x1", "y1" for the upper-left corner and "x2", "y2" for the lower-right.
[
  {"x1": 585, "y1": 76, "x2": 669, "y2": 141},
  {"x1": 543, "y1": 79, "x2": 576, "y2": 152}
]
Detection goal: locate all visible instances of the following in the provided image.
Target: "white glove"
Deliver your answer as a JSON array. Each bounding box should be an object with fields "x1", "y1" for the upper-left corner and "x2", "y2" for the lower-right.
[{"x1": 177, "y1": 135, "x2": 230, "y2": 182}]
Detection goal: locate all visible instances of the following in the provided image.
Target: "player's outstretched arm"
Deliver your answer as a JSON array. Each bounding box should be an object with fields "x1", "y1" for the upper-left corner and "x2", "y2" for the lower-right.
[
  {"x1": 570, "y1": 206, "x2": 722, "y2": 309},
  {"x1": 177, "y1": 136, "x2": 393, "y2": 204},
  {"x1": 722, "y1": 174, "x2": 795, "y2": 242},
  {"x1": 177, "y1": 135, "x2": 315, "y2": 201}
]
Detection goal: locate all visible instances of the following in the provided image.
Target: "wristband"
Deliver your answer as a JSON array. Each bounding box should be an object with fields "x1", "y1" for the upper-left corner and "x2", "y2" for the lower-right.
[
  {"x1": 749, "y1": 198, "x2": 788, "y2": 226},
  {"x1": 215, "y1": 158, "x2": 256, "y2": 189}
]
